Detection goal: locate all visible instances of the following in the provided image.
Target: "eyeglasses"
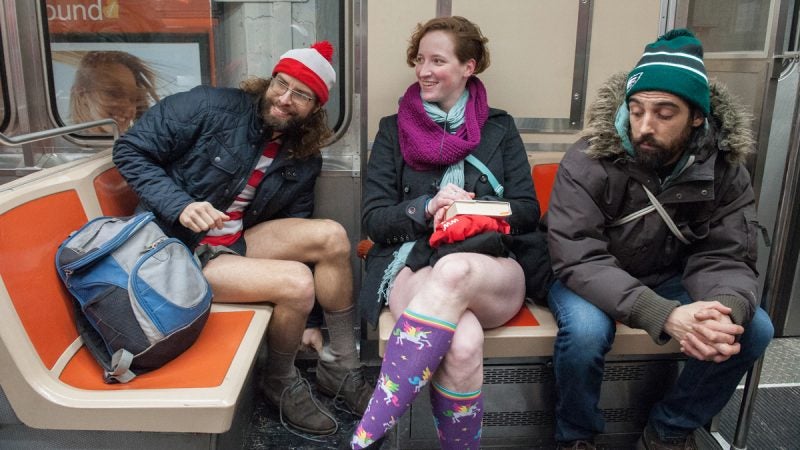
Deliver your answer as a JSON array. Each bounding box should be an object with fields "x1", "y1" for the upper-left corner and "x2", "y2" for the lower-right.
[{"x1": 269, "y1": 77, "x2": 315, "y2": 106}]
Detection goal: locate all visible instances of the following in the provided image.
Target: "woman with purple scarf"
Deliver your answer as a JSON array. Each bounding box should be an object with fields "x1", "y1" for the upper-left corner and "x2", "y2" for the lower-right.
[{"x1": 350, "y1": 16, "x2": 541, "y2": 449}]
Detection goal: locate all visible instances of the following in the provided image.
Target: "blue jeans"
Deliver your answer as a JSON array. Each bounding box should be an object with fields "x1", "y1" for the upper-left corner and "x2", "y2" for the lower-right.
[{"x1": 547, "y1": 276, "x2": 773, "y2": 443}]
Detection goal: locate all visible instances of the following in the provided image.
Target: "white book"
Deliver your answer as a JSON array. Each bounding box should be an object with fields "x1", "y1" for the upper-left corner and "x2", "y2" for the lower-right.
[{"x1": 444, "y1": 200, "x2": 512, "y2": 220}]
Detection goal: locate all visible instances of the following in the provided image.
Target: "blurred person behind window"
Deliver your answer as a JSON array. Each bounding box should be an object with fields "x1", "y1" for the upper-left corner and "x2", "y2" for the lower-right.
[{"x1": 69, "y1": 51, "x2": 159, "y2": 134}]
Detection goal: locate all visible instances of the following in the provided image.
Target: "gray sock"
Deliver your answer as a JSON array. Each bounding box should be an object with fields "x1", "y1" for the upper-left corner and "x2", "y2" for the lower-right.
[
  {"x1": 264, "y1": 346, "x2": 297, "y2": 384},
  {"x1": 323, "y1": 304, "x2": 359, "y2": 368}
]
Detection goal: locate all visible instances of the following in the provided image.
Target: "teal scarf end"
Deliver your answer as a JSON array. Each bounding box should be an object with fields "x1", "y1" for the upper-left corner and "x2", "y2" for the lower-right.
[{"x1": 615, "y1": 102, "x2": 635, "y2": 157}]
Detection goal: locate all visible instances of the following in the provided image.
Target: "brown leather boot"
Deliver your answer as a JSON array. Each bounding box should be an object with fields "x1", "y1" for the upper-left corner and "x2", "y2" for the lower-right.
[
  {"x1": 261, "y1": 368, "x2": 338, "y2": 435},
  {"x1": 316, "y1": 359, "x2": 372, "y2": 416}
]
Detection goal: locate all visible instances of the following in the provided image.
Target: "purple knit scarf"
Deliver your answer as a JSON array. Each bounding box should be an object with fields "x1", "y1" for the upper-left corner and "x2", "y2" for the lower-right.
[{"x1": 397, "y1": 76, "x2": 489, "y2": 171}]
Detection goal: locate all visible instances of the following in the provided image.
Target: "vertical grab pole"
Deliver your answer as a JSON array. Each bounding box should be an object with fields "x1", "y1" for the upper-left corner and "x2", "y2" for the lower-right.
[{"x1": 730, "y1": 357, "x2": 763, "y2": 450}]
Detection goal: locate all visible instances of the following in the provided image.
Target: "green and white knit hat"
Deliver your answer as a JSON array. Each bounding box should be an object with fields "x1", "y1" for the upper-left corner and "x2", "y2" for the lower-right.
[{"x1": 625, "y1": 28, "x2": 710, "y2": 116}]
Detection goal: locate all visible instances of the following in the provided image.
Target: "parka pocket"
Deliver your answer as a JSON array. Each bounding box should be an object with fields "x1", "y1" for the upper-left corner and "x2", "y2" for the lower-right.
[{"x1": 209, "y1": 137, "x2": 240, "y2": 175}]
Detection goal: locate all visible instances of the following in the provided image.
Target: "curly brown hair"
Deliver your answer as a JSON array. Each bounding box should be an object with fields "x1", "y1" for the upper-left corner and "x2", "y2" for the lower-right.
[
  {"x1": 240, "y1": 77, "x2": 332, "y2": 160},
  {"x1": 406, "y1": 16, "x2": 490, "y2": 74}
]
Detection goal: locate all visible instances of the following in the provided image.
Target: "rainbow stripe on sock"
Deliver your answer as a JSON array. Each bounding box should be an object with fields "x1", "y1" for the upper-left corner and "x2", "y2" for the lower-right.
[
  {"x1": 403, "y1": 309, "x2": 457, "y2": 332},
  {"x1": 432, "y1": 382, "x2": 481, "y2": 400}
]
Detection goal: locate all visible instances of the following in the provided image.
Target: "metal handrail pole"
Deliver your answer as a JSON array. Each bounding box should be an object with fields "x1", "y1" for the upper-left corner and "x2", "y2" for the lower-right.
[
  {"x1": 731, "y1": 357, "x2": 764, "y2": 450},
  {"x1": 0, "y1": 119, "x2": 119, "y2": 147}
]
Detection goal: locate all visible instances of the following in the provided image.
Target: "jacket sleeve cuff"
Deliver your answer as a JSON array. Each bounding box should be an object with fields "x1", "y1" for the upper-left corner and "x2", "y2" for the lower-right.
[
  {"x1": 708, "y1": 294, "x2": 749, "y2": 326},
  {"x1": 630, "y1": 288, "x2": 681, "y2": 345},
  {"x1": 406, "y1": 196, "x2": 431, "y2": 226}
]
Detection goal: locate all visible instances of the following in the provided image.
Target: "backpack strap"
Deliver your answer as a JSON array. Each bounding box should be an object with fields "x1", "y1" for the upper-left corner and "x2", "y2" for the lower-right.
[
  {"x1": 465, "y1": 154, "x2": 504, "y2": 198},
  {"x1": 107, "y1": 349, "x2": 136, "y2": 383},
  {"x1": 608, "y1": 184, "x2": 690, "y2": 245}
]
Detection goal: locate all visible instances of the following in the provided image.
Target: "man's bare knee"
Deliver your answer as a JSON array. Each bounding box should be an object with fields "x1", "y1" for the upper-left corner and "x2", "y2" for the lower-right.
[
  {"x1": 283, "y1": 264, "x2": 316, "y2": 313},
  {"x1": 317, "y1": 219, "x2": 350, "y2": 259}
]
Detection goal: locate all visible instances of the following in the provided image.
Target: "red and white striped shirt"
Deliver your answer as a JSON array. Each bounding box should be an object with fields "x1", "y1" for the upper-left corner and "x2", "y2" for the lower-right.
[{"x1": 198, "y1": 139, "x2": 280, "y2": 247}]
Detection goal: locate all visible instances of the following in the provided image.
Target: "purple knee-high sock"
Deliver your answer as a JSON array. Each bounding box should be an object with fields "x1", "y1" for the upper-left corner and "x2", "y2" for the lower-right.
[
  {"x1": 430, "y1": 382, "x2": 483, "y2": 449},
  {"x1": 350, "y1": 309, "x2": 456, "y2": 449}
]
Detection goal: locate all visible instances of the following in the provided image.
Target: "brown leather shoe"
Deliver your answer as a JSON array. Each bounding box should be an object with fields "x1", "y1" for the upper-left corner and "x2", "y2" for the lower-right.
[
  {"x1": 316, "y1": 359, "x2": 372, "y2": 416},
  {"x1": 261, "y1": 369, "x2": 338, "y2": 436},
  {"x1": 636, "y1": 425, "x2": 697, "y2": 450},
  {"x1": 559, "y1": 440, "x2": 596, "y2": 450}
]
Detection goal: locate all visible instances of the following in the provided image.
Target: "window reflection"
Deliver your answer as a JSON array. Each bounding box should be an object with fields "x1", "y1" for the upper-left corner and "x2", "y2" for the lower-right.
[
  {"x1": 684, "y1": 0, "x2": 771, "y2": 53},
  {"x1": 43, "y1": 0, "x2": 344, "y2": 136},
  {"x1": 64, "y1": 51, "x2": 159, "y2": 134}
]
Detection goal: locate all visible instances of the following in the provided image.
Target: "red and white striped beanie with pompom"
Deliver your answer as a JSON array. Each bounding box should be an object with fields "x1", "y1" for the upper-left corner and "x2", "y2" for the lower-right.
[{"x1": 272, "y1": 41, "x2": 336, "y2": 105}]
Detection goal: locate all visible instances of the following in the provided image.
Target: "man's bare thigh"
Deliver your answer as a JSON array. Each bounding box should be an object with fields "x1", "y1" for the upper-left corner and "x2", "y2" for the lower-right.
[
  {"x1": 202, "y1": 253, "x2": 311, "y2": 303},
  {"x1": 243, "y1": 218, "x2": 340, "y2": 262}
]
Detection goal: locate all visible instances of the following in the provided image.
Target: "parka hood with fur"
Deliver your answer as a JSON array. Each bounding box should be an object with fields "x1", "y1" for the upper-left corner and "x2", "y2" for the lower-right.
[{"x1": 581, "y1": 72, "x2": 755, "y2": 165}]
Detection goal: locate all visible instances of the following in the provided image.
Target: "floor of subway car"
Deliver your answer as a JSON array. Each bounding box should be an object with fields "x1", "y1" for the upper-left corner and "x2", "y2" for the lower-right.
[
  {"x1": 244, "y1": 337, "x2": 800, "y2": 449},
  {"x1": 244, "y1": 355, "x2": 391, "y2": 450}
]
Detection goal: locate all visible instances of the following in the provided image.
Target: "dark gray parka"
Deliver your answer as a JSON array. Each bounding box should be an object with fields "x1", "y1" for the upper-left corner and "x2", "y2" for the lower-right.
[{"x1": 547, "y1": 73, "x2": 759, "y2": 344}]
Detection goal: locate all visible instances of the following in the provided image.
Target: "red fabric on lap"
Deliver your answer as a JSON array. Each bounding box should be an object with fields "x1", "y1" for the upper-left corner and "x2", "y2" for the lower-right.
[{"x1": 429, "y1": 214, "x2": 510, "y2": 248}]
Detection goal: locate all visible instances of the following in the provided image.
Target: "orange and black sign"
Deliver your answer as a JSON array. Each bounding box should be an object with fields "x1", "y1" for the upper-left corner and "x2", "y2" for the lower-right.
[{"x1": 45, "y1": 0, "x2": 212, "y2": 34}]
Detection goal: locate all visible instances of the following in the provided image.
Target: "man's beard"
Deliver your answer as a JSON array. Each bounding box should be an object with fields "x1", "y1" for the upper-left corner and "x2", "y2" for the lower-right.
[
  {"x1": 633, "y1": 124, "x2": 693, "y2": 170},
  {"x1": 260, "y1": 97, "x2": 309, "y2": 134}
]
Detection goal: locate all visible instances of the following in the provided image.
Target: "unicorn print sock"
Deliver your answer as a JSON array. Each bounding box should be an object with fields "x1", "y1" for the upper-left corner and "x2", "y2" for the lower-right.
[
  {"x1": 430, "y1": 382, "x2": 483, "y2": 449},
  {"x1": 351, "y1": 309, "x2": 456, "y2": 449}
]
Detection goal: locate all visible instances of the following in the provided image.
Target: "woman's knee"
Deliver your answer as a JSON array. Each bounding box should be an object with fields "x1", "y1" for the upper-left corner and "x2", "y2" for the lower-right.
[
  {"x1": 429, "y1": 255, "x2": 475, "y2": 296},
  {"x1": 445, "y1": 327, "x2": 484, "y2": 370}
]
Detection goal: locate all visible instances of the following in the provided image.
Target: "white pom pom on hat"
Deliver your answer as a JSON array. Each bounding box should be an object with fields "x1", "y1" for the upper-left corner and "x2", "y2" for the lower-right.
[{"x1": 272, "y1": 41, "x2": 336, "y2": 105}]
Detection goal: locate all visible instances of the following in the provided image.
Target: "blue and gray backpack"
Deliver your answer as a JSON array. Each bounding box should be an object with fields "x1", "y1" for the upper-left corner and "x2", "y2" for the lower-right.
[{"x1": 56, "y1": 212, "x2": 212, "y2": 383}]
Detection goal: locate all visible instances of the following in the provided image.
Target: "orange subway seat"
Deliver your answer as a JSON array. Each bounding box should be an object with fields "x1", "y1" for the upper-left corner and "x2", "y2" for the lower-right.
[
  {"x1": 532, "y1": 163, "x2": 559, "y2": 217},
  {"x1": 0, "y1": 186, "x2": 258, "y2": 390},
  {"x1": 0, "y1": 190, "x2": 87, "y2": 370},
  {"x1": 93, "y1": 167, "x2": 139, "y2": 217},
  {"x1": 60, "y1": 310, "x2": 256, "y2": 390},
  {"x1": 502, "y1": 304, "x2": 540, "y2": 327}
]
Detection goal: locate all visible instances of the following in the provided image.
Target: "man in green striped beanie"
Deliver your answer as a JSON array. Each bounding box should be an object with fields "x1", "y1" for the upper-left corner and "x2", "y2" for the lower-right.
[
  {"x1": 626, "y1": 28, "x2": 710, "y2": 117},
  {"x1": 546, "y1": 28, "x2": 773, "y2": 450},
  {"x1": 623, "y1": 28, "x2": 709, "y2": 172}
]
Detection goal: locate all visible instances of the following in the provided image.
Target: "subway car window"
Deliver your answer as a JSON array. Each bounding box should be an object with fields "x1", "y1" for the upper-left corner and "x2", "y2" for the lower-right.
[
  {"x1": 682, "y1": 0, "x2": 772, "y2": 53},
  {"x1": 42, "y1": 0, "x2": 344, "y2": 136}
]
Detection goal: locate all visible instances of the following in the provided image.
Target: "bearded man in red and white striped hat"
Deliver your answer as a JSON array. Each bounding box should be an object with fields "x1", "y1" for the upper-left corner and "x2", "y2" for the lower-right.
[{"x1": 113, "y1": 41, "x2": 371, "y2": 437}]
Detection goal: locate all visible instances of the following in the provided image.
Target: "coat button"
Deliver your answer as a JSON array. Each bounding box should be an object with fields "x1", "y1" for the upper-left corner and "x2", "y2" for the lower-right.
[
  {"x1": 403, "y1": 185, "x2": 410, "y2": 193},
  {"x1": 701, "y1": 189, "x2": 708, "y2": 196},
  {"x1": 407, "y1": 206, "x2": 416, "y2": 215},
  {"x1": 480, "y1": 175, "x2": 488, "y2": 182},
  {"x1": 214, "y1": 156, "x2": 221, "y2": 162},
  {"x1": 676, "y1": 193, "x2": 683, "y2": 200}
]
